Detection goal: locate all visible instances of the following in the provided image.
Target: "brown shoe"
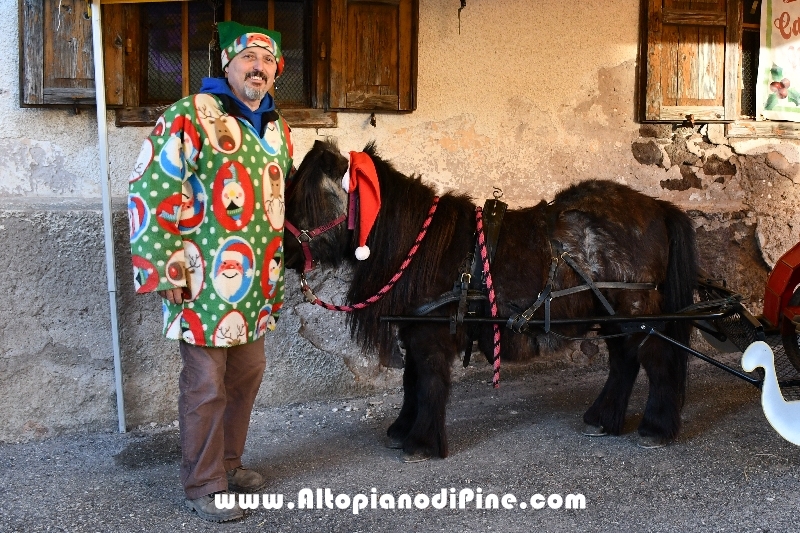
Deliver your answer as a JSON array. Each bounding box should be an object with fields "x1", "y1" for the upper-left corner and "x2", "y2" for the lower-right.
[
  {"x1": 227, "y1": 466, "x2": 266, "y2": 492},
  {"x1": 185, "y1": 493, "x2": 243, "y2": 522}
]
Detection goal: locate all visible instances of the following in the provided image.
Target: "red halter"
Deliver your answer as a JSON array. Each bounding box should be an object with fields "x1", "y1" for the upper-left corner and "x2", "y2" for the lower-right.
[{"x1": 284, "y1": 214, "x2": 347, "y2": 275}]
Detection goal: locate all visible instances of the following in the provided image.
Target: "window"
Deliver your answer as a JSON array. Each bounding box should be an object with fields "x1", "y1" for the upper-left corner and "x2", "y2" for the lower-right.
[
  {"x1": 118, "y1": 0, "x2": 327, "y2": 126},
  {"x1": 20, "y1": 0, "x2": 124, "y2": 106},
  {"x1": 230, "y1": 0, "x2": 310, "y2": 107},
  {"x1": 644, "y1": 0, "x2": 800, "y2": 137},
  {"x1": 740, "y1": 0, "x2": 762, "y2": 119},
  {"x1": 20, "y1": 0, "x2": 419, "y2": 129},
  {"x1": 643, "y1": 0, "x2": 740, "y2": 122},
  {"x1": 135, "y1": 0, "x2": 309, "y2": 106}
]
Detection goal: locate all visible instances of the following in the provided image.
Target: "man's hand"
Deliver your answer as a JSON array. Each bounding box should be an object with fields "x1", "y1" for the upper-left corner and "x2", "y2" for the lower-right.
[{"x1": 158, "y1": 288, "x2": 185, "y2": 305}]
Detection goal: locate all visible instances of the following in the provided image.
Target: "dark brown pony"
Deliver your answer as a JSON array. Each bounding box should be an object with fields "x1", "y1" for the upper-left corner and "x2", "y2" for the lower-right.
[{"x1": 285, "y1": 140, "x2": 698, "y2": 459}]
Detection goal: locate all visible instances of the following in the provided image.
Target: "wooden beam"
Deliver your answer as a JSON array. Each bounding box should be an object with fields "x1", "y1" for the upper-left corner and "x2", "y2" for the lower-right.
[
  {"x1": 182, "y1": 1, "x2": 189, "y2": 96},
  {"x1": 116, "y1": 106, "x2": 339, "y2": 128},
  {"x1": 115, "y1": 106, "x2": 166, "y2": 126},
  {"x1": 268, "y1": 0, "x2": 275, "y2": 29},
  {"x1": 346, "y1": 92, "x2": 399, "y2": 110},
  {"x1": 21, "y1": 0, "x2": 44, "y2": 105},
  {"x1": 660, "y1": 105, "x2": 725, "y2": 121},
  {"x1": 122, "y1": 3, "x2": 140, "y2": 107},
  {"x1": 280, "y1": 108, "x2": 338, "y2": 128},
  {"x1": 662, "y1": 9, "x2": 726, "y2": 26},
  {"x1": 102, "y1": 4, "x2": 125, "y2": 105},
  {"x1": 727, "y1": 121, "x2": 800, "y2": 139},
  {"x1": 724, "y1": 0, "x2": 742, "y2": 120},
  {"x1": 101, "y1": 0, "x2": 192, "y2": 4},
  {"x1": 645, "y1": 0, "x2": 663, "y2": 120}
]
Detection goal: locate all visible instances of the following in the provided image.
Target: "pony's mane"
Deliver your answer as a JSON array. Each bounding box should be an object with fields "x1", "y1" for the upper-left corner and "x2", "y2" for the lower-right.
[{"x1": 348, "y1": 143, "x2": 475, "y2": 364}]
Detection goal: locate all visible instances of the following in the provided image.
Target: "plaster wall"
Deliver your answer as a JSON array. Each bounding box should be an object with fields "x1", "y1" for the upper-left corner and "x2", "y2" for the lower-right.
[{"x1": 0, "y1": 0, "x2": 796, "y2": 440}]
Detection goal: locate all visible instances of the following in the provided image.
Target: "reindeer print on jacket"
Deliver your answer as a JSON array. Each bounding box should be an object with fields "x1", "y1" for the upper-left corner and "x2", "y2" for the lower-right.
[{"x1": 128, "y1": 93, "x2": 293, "y2": 347}]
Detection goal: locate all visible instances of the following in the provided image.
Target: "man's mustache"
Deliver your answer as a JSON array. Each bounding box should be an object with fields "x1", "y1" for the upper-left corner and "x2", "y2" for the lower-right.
[{"x1": 245, "y1": 70, "x2": 268, "y2": 80}]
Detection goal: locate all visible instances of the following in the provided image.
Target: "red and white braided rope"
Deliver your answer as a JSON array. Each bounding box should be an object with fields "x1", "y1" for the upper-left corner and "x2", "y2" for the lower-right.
[
  {"x1": 476, "y1": 207, "x2": 501, "y2": 388},
  {"x1": 311, "y1": 197, "x2": 440, "y2": 312}
]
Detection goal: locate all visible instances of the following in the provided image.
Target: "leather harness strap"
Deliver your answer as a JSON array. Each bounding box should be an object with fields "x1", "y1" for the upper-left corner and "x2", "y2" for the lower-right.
[
  {"x1": 409, "y1": 195, "x2": 658, "y2": 367},
  {"x1": 481, "y1": 194, "x2": 507, "y2": 264},
  {"x1": 285, "y1": 215, "x2": 347, "y2": 274},
  {"x1": 559, "y1": 247, "x2": 617, "y2": 316},
  {"x1": 462, "y1": 198, "x2": 507, "y2": 365},
  {"x1": 412, "y1": 290, "x2": 489, "y2": 317},
  {"x1": 507, "y1": 253, "x2": 559, "y2": 333},
  {"x1": 507, "y1": 242, "x2": 657, "y2": 334},
  {"x1": 412, "y1": 197, "x2": 507, "y2": 325}
]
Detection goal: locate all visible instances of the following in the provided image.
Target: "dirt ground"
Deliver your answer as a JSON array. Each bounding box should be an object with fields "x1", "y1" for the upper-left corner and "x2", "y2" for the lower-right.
[{"x1": 1, "y1": 352, "x2": 798, "y2": 533}]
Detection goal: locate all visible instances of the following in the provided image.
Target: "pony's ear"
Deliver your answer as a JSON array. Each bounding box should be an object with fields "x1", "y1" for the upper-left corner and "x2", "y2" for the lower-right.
[{"x1": 320, "y1": 148, "x2": 349, "y2": 182}]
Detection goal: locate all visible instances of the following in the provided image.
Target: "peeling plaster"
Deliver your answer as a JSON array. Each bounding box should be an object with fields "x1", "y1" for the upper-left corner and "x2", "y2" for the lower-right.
[
  {"x1": 0, "y1": 139, "x2": 87, "y2": 196},
  {"x1": 730, "y1": 138, "x2": 800, "y2": 163}
]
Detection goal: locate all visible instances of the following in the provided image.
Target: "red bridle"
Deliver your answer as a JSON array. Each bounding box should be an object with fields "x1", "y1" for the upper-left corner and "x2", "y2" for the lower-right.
[{"x1": 284, "y1": 214, "x2": 347, "y2": 275}]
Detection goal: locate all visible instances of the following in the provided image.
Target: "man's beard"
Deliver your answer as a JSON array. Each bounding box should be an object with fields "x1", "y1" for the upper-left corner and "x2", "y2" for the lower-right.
[{"x1": 244, "y1": 84, "x2": 268, "y2": 102}]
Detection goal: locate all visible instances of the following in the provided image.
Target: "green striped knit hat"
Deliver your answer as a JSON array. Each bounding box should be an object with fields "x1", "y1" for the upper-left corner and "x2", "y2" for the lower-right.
[{"x1": 218, "y1": 21, "x2": 283, "y2": 76}]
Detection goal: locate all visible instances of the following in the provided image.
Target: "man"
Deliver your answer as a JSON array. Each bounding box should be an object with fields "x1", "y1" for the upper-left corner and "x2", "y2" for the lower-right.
[{"x1": 128, "y1": 21, "x2": 293, "y2": 522}]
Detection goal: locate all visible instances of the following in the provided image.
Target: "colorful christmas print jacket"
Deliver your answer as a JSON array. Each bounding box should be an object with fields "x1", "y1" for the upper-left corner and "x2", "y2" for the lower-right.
[{"x1": 128, "y1": 93, "x2": 293, "y2": 347}]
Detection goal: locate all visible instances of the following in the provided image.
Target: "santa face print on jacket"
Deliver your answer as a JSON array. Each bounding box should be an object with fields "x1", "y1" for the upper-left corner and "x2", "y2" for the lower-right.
[{"x1": 212, "y1": 237, "x2": 255, "y2": 303}]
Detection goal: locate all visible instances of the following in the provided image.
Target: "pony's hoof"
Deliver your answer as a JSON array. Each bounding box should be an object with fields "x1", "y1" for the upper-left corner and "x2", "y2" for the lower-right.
[
  {"x1": 384, "y1": 436, "x2": 404, "y2": 449},
  {"x1": 636, "y1": 435, "x2": 668, "y2": 449},
  {"x1": 582, "y1": 424, "x2": 608, "y2": 437},
  {"x1": 401, "y1": 450, "x2": 432, "y2": 463}
]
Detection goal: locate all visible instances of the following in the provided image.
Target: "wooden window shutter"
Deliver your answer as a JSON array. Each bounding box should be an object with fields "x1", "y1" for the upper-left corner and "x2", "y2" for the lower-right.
[
  {"x1": 328, "y1": 0, "x2": 418, "y2": 111},
  {"x1": 645, "y1": 0, "x2": 742, "y2": 121},
  {"x1": 20, "y1": 0, "x2": 124, "y2": 106}
]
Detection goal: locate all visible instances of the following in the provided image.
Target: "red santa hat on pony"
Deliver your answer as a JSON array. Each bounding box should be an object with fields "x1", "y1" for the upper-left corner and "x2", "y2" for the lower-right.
[{"x1": 341, "y1": 152, "x2": 381, "y2": 260}]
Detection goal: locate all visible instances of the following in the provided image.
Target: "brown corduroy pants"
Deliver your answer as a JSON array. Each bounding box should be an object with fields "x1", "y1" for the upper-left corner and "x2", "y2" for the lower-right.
[{"x1": 178, "y1": 337, "x2": 266, "y2": 499}]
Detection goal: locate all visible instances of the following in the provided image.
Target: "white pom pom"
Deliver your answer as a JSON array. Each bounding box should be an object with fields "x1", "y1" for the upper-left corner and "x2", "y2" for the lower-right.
[
  {"x1": 355, "y1": 246, "x2": 370, "y2": 260},
  {"x1": 341, "y1": 165, "x2": 350, "y2": 191}
]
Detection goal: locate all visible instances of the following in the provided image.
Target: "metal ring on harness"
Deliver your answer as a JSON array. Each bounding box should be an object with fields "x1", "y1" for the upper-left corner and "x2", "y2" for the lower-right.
[{"x1": 285, "y1": 214, "x2": 347, "y2": 275}]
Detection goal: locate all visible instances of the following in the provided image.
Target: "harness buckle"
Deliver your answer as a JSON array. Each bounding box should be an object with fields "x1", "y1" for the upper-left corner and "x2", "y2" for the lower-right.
[
  {"x1": 299, "y1": 274, "x2": 318, "y2": 304},
  {"x1": 297, "y1": 230, "x2": 312, "y2": 243},
  {"x1": 461, "y1": 273, "x2": 471, "y2": 285}
]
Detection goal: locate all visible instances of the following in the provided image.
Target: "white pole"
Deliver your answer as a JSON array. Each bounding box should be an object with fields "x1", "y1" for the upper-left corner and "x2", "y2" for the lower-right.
[{"x1": 91, "y1": 0, "x2": 126, "y2": 433}]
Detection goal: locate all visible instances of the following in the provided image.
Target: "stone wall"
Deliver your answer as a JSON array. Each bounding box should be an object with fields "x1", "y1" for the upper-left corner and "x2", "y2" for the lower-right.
[
  {"x1": 0, "y1": 201, "x2": 398, "y2": 442},
  {"x1": 1, "y1": 0, "x2": 798, "y2": 441}
]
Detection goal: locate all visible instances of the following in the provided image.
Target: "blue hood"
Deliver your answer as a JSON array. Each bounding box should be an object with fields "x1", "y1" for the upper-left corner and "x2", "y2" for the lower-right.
[{"x1": 199, "y1": 77, "x2": 275, "y2": 135}]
